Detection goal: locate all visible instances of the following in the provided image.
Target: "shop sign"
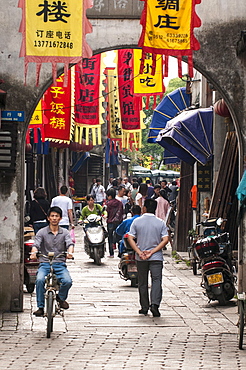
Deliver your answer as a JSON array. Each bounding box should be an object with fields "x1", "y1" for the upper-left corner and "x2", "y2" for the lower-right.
[{"x1": 197, "y1": 162, "x2": 212, "y2": 192}]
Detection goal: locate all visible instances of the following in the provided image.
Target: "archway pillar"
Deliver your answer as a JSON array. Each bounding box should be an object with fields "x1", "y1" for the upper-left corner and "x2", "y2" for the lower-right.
[{"x1": 0, "y1": 121, "x2": 25, "y2": 311}]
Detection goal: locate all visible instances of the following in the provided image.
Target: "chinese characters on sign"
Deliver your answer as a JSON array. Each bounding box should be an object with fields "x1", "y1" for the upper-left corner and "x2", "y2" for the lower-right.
[
  {"x1": 138, "y1": 0, "x2": 201, "y2": 77},
  {"x1": 74, "y1": 55, "x2": 104, "y2": 145},
  {"x1": 43, "y1": 72, "x2": 72, "y2": 142},
  {"x1": 105, "y1": 68, "x2": 122, "y2": 141},
  {"x1": 197, "y1": 162, "x2": 212, "y2": 192},
  {"x1": 19, "y1": 0, "x2": 93, "y2": 85},
  {"x1": 118, "y1": 49, "x2": 144, "y2": 149},
  {"x1": 134, "y1": 50, "x2": 164, "y2": 94},
  {"x1": 74, "y1": 56, "x2": 100, "y2": 125}
]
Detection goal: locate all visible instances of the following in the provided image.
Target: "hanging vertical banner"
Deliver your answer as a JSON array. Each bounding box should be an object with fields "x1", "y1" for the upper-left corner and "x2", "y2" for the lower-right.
[
  {"x1": 74, "y1": 55, "x2": 104, "y2": 145},
  {"x1": 133, "y1": 48, "x2": 164, "y2": 109},
  {"x1": 27, "y1": 100, "x2": 45, "y2": 144},
  {"x1": 138, "y1": 0, "x2": 201, "y2": 77},
  {"x1": 18, "y1": 0, "x2": 93, "y2": 85},
  {"x1": 105, "y1": 67, "x2": 122, "y2": 142},
  {"x1": 43, "y1": 71, "x2": 72, "y2": 143},
  {"x1": 118, "y1": 49, "x2": 145, "y2": 149},
  {"x1": 133, "y1": 49, "x2": 164, "y2": 96}
]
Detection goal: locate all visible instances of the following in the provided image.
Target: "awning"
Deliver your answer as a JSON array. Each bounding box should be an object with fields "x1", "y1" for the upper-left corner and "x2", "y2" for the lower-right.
[
  {"x1": 131, "y1": 165, "x2": 152, "y2": 173},
  {"x1": 148, "y1": 87, "x2": 191, "y2": 143},
  {"x1": 156, "y1": 107, "x2": 213, "y2": 166},
  {"x1": 151, "y1": 169, "x2": 180, "y2": 178},
  {"x1": 163, "y1": 149, "x2": 180, "y2": 164},
  {"x1": 70, "y1": 152, "x2": 90, "y2": 173}
]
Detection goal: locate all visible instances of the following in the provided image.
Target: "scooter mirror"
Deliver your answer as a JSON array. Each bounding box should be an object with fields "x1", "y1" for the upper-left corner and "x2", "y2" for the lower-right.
[{"x1": 216, "y1": 217, "x2": 224, "y2": 226}]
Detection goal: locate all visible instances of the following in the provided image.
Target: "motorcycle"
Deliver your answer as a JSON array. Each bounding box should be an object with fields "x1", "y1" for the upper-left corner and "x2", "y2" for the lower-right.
[
  {"x1": 193, "y1": 217, "x2": 236, "y2": 305},
  {"x1": 24, "y1": 227, "x2": 39, "y2": 293},
  {"x1": 118, "y1": 234, "x2": 138, "y2": 287},
  {"x1": 80, "y1": 213, "x2": 106, "y2": 265}
]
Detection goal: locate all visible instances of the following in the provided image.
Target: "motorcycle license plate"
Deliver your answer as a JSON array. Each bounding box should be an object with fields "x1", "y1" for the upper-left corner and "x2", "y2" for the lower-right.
[
  {"x1": 207, "y1": 272, "x2": 224, "y2": 286},
  {"x1": 128, "y1": 265, "x2": 137, "y2": 272},
  {"x1": 27, "y1": 268, "x2": 38, "y2": 276}
]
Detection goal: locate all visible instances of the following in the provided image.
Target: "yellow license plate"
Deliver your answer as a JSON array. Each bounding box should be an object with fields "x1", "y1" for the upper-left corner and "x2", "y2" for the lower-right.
[{"x1": 207, "y1": 272, "x2": 224, "y2": 285}]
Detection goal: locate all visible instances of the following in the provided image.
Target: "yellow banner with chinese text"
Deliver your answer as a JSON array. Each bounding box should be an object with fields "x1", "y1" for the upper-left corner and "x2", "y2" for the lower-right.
[
  {"x1": 107, "y1": 68, "x2": 122, "y2": 140},
  {"x1": 144, "y1": 0, "x2": 192, "y2": 51},
  {"x1": 133, "y1": 49, "x2": 164, "y2": 95},
  {"x1": 25, "y1": 0, "x2": 83, "y2": 57},
  {"x1": 29, "y1": 100, "x2": 43, "y2": 125}
]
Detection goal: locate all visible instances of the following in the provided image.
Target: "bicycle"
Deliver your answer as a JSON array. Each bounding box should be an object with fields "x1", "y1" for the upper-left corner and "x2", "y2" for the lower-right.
[
  {"x1": 38, "y1": 251, "x2": 72, "y2": 338},
  {"x1": 237, "y1": 292, "x2": 246, "y2": 349}
]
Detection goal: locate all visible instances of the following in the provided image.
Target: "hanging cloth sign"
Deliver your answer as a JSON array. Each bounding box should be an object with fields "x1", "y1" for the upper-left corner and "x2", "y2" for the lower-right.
[
  {"x1": 43, "y1": 71, "x2": 72, "y2": 143},
  {"x1": 74, "y1": 55, "x2": 104, "y2": 146},
  {"x1": 118, "y1": 49, "x2": 145, "y2": 150},
  {"x1": 138, "y1": 0, "x2": 201, "y2": 78},
  {"x1": 133, "y1": 49, "x2": 164, "y2": 109},
  {"x1": 18, "y1": 0, "x2": 93, "y2": 86},
  {"x1": 133, "y1": 49, "x2": 164, "y2": 95},
  {"x1": 105, "y1": 67, "x2": 122, "y2": 142},
  {"x1": 27, "y1": 100, "x2": 45, "y2": 144}
]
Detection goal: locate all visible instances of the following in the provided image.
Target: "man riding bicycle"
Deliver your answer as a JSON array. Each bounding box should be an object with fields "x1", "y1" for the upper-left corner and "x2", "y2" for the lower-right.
[{"x1": 30, "y1": 206, "x2": 74, "y2": 316}]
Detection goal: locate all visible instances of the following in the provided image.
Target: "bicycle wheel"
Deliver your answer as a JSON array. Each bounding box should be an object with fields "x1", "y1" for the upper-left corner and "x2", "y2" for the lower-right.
[
  {"x1": 238, "y1": 300, "x2": 245, "y2": 350},
  {"x1": 47, "y1": 291, "x2": 54, "y2": 338}
]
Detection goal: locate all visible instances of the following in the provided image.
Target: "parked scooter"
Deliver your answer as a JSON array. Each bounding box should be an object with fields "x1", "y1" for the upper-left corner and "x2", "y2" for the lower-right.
[
  {"x1": 79, "y1": 213, "x2": 106, "y2": 265},
  {"x1": 193, "y1": 217, "x2": 236, "y2": 305},
  {"x1": 119, "y1": 234, "x2": 138, "y2": 287},
  {"x1": 24, "y1": 227, "x2": 39, "y2": 293}
]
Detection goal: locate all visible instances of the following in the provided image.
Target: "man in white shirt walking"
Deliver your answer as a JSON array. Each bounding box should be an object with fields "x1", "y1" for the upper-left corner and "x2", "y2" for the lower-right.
[{"x1": 51, "y1": 185, "x2": 74, "y2": 230}]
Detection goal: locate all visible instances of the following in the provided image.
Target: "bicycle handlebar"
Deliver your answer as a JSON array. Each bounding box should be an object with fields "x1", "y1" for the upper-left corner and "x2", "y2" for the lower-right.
[{"x1": 36, "y1": 251, "x2": 74, "y2": 260}]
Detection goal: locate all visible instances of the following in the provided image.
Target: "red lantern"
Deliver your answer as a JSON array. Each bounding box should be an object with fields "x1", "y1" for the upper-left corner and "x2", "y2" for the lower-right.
[
  {"x1": 214, "y1": 99, "x2": 231, "y2": 118},
  {"x1": 69, "y1": 140, "x2": 93, "y2": 152},
  {"x1": 25, "y1": 143, "x2": 32, "y2": 153}
]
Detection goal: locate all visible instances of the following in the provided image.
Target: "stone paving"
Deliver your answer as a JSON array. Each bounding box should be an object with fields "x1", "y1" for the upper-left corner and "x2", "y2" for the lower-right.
[{"x1": 0, "y1": 227, "x2": 246, "y2": 369}]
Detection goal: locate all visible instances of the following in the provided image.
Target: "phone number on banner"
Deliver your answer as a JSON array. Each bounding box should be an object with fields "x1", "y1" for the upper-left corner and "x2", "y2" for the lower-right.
[{"x1": 34, "y1": 40, "x2": 74, "y2": 49}]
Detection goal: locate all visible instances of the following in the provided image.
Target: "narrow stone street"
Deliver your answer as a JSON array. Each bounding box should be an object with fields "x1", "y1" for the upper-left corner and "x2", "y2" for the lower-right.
[{"x1": 0, "y1": 227, "x2": 246, "y2": 369}]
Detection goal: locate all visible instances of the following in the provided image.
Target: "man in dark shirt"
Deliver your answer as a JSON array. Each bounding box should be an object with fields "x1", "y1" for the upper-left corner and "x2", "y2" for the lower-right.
[
  {"x1": 146, "y1": 179, "x2": 154, "y2": 199},
  {"x1": 151, "y1": 184, "x2": 161, "y2": 199},
  {"x1": 106, "y1": 188, "x2": 123, "y2": 257},
  {"x1": 31, "y1": 206, "x2": 74, "y2": 316}
]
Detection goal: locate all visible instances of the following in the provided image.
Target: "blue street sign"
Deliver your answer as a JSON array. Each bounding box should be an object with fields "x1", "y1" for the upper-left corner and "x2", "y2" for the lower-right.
[{"x1": 1, "y1": 111, "x2": 25, "y2": 122}]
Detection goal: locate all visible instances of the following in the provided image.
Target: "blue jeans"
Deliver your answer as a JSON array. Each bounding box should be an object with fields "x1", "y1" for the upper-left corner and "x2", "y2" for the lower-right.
[
  {"x1": 36, "y1": 263, "x2": 72, "y2": 308},
  {"x1": 33, "y1": 221, "x2": 48, "y2": 234}
]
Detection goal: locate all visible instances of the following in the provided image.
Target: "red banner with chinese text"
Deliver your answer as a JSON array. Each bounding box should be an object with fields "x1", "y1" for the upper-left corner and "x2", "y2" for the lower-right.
[
  {"x1": 74, "y1": 55, "x2": 103, "y2": 145},
  {"x1": 118, "y1": 49, "x2": 145, "y2": 149},
  {"x1": 43, "y1": 72, "x2": 72, "y2": 143},
  {"x1": 138, "y1": 0, "x2": 201, "y2": 78},
  {"x1": 18, "y1": 0, "x2": 93, "y2": 85}
]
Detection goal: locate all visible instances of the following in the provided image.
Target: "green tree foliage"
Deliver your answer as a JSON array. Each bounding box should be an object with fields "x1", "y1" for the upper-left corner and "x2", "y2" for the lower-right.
[{"x1": 165, "y1": 77, "x2": 186, "y2": 95}]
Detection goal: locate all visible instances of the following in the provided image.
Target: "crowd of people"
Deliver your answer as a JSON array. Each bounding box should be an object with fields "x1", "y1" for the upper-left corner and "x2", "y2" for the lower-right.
[
  {"x1": 27, "y1": 175, "x2": 179, "y2": 318},
  {"x1": 85, "y1": 176, "x2": 179, "y2": 256}
]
